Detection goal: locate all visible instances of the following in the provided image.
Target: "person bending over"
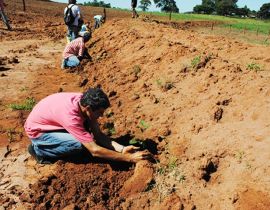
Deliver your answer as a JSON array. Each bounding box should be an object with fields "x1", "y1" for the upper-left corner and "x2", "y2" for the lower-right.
[
  {"x1": 25, "y1": 88, "x2": 152, "y2": 164},
  {"x1": 64, "y1": 0, "x2": 83, "y2": 42},
  {"x1": 61, "y1": 31, "x2": 91, "y2": 69},
  {"x1": 93, "y1": 15, "x2": 105, "y2": 29}
]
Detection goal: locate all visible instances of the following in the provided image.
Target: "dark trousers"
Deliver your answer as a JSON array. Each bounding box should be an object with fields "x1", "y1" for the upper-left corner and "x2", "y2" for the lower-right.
[{"x1": 0, "y1": 10, "x2": 11, "y2": 30}]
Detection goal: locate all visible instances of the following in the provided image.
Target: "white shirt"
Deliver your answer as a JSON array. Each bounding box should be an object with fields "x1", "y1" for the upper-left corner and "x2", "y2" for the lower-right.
[
  {"x1": 64, "y1": 4, "x2": 81, "y2": 26},
  {"x1": 94, "y1": 15, "x2": 103, "y2": 21}
]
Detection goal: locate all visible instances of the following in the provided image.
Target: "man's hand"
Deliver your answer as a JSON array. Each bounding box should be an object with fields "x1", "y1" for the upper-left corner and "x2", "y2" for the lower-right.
[
  {"x1": 127, "y1": 150, "x2": 152, "y2": 163},
  {"x1": 83, "y1": 141, "x2": 152, "y2": 163},
  {"x1": 122, "y1": 145, "x2": 140, "y2": 154}
]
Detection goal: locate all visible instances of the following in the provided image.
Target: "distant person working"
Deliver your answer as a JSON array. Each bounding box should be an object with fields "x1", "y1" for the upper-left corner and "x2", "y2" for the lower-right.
[
  {"x1": 131, "y1": 0, "x2": 139, "y2": 18},
  {"x1": 93, "y1": 8, "x2": 106, "y2": 29},
  {"x1": 94, "y1": 15, "x2": 105, "y2": 29},
  {"x1": 61, "y1": 31, "x2": 92, "y2": 69},
  {"x1": 0, "y1": 0, "x2": 11, "y2": 30},
  {"x1": 64, "y1": 0, "x2": 83, "y2": 42}
]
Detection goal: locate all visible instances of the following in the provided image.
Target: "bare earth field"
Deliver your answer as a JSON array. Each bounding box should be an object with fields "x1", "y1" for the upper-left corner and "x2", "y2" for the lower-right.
[{"x1": 0, "y1": 0, "x2": 270, "y2": 209}]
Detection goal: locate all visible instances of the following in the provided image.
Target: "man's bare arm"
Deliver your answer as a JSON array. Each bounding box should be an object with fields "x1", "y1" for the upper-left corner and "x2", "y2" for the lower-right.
[
  {"x1": 88, "y1": 118, "x2": 125, "y2": 152},
  {"x1": 82, "y1": 141, "x2": 151, "y2": 163}
]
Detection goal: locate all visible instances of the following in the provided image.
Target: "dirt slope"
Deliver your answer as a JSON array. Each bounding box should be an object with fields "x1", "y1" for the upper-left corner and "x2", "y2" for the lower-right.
[
  {"x1": 0, "y1": 0, "x2": 270, "y2": 209},
  {"x1": 76, "y1": 17, "x2": 270, "y2": 210}
]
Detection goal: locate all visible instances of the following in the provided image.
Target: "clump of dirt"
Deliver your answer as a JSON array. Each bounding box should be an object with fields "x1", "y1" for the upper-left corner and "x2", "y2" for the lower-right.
[
  {"x1": 213, "y1": 107, "x2": 223, "y2": 122},
  {"x1": 18, "y1": 134, "x2": 156, "y2": 209},
  {"x1": 0, "y1": 56, "x2": 8, "y2": 65},
  {"x1": 21, "y1": 160, "x2": 134, "y2": 209}
]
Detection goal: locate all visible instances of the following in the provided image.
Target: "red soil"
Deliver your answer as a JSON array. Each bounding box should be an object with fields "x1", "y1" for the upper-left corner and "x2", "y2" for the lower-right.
[{"x1": 0, "y1": 0, "x2": 270, "y2": 209}]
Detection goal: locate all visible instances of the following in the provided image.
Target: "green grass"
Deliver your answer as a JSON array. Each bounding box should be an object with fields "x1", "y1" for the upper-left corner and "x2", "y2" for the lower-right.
[
  {"x1": 191, "y1": 55, "x2": 201, "y2": 68},
  {"x1": 138, "y1": 120, "x2": 150, "y2": 132},
  {"x1": 9, "y1": 97, "x2": 36, "y2": 111},
  {"x1": 132, "y1": 65, "x2": 141, "y2": 76},
  {"x1": 143, "y1": 11, "x2": 270, "y2": 35},
  {"x1": 247, "y1": 62, "x2": 263, "y2": 71}
]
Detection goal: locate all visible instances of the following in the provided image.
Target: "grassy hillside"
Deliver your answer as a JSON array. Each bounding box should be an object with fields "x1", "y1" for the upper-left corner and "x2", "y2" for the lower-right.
[{"x1": 143, "y1": 12, "x2": 270, "y2": 34}]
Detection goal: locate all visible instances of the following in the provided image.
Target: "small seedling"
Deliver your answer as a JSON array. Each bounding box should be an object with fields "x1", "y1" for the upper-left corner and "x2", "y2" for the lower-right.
[
  {"x1": 9, "y1": 97, "x2": 36, "y2": 111},
  {"x1": 104, "y1": 122, "x2": 116, "y2": 136},
  {"x1": 108, "y1": 127, "x2": 116, "y2": 135},
  {"x1": 178, "y1": 174, "x2": 186, "y2": 183},
  {"x1": 156, "y1": 78, "x2": 174, "y2": 91},
  {"x1": 19, "y1": 87, "x2": 29, "y2": 92},
  {"x1": 245, "y1": 162, "x2": 252, "y2": 170},
  {"x1": 6, "y1": 128, "x2": 22, "y2": 143},
  {"x1": 157, "y1": 166, "x2": 166, "y2": 175},
  {"x1": 156, "y1": 79, "x2": 163, "y2": 88},
  {"x1": 154, "y1": 160, "x2": 185, "y2": 202},
  {"x1": 191, "y1": 55, "x2": 201, "y2": 68},
  {"x1": 163, "y1": 81, "x2": 174, "y2": 90},
  {"x1": 7, "y1": 128, "x2": 16, "y2": 142},
  {"x1": 247, "y1": 63, "x2": 262, "y2": 71},
  {"x1": 138, "y1": 120, "x2": 150, "y2": 131},
  {"x1": 168, "y1": 157, "x2": 178, "y2": 171},
  {"x1": 129, "y1": 138, "x2": 147, "y2": 150},
  {"x1": 235, "y1": 151, "x2": 245, "y2": 162},
  {"x1": 132, "y1": 65, "x2": 141, "y2": 77}
]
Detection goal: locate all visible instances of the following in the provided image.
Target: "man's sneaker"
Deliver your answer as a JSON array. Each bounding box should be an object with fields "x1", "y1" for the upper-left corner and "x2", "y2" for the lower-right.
[{"x1": 28, "y1": 144, "x2": 53, "y2": 164}]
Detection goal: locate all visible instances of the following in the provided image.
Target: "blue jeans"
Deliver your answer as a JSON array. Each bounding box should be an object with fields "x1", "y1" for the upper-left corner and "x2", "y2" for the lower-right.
[
  {"x1": 66, "y1": 25, "x2": 80, "y2": 42},
  {"x1": 62, "y1": 56, "x2": 80, "y2": 69},
  {"x1": 94, "y1": 19, "x2": 101, "y2": 29},
  {"x1": 31, "y1": 132, "x2": 83, "y2": 159},
  {"x1": 0, "y1": 10, "x2": 11, "y2": 30}
]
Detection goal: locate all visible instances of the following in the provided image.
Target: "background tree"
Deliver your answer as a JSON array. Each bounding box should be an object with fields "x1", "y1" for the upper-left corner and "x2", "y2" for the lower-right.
[
  {"x1": 235, "y1": 5, "x2": 250, "y2": 17},
  {"x1": 139, "y1": 0, "x2": 152, "y2": 11},
  {"x1": 258, "y1": 3, "x2": 270, "y2": 19},
  {"x1": 194, "y1": 0, "x2": 215, "y2": 14},
  {"x1": 154, "y1": 0, "x2": 179, "y2": 13},
  {"x1": 83, "y1": 0, "x2": 111, "y2": 8},
  {"x1": 215, "y1": 0, "x2": 238, "y2": 16}
]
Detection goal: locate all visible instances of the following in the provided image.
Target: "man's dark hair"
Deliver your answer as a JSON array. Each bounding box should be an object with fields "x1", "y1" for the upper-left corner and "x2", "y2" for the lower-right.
[
  {"x1": 68, "y1": 0, "x2": 76, "y2": 4},
  {"x1": 80, "y1": 88, "x2": 110, "y2": 111}
]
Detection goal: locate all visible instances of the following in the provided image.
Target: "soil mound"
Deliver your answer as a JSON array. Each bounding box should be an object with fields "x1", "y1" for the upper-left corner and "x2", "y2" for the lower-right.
[{"x1": 21, "y1": 160, "x2": 134, "y2": 209}]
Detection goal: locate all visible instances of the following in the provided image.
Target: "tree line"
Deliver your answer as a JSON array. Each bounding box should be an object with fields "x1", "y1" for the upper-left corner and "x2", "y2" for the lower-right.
[
  {"x1": 83, "y1": 0, "x2": 179, "y2": 13},
  {"x1": 82, "y1": 0, "x2": 270, "y2": 19},
  {"x1": 193, "y1": 0, "x2": 270, "y2": 19},
  {"x1": 83, "y1": 0, "x2": 111, "y2": 8}
]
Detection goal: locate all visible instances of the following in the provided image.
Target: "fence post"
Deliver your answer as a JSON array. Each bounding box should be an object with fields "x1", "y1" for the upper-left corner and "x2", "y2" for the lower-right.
[
  {"x1": 169, "y1": 12, "x2": 171, "y2": 21},
  {"x1": 230, "y1": 24, "x2": 232, "y2": 32},
  {"x1": 22, "y1": 0, "x2": 26, "y2": 11},
  {"x1": 103, "y1": 7, "x2": 106, "y2": 22},
  {"x1": 211, "y1": 22, "x2": 214, "y2": 30}
]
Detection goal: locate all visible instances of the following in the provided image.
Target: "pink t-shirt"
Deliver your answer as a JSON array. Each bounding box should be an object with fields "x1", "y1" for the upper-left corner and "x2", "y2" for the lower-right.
[{"x1": 24, "y1": 93, "x2": 94, "y2": 143}]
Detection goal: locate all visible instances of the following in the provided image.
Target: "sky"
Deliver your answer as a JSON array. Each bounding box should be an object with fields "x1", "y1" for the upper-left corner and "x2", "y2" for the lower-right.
[{"x1": 53, "y1": 0, "x2": 270, "y2": 13}]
